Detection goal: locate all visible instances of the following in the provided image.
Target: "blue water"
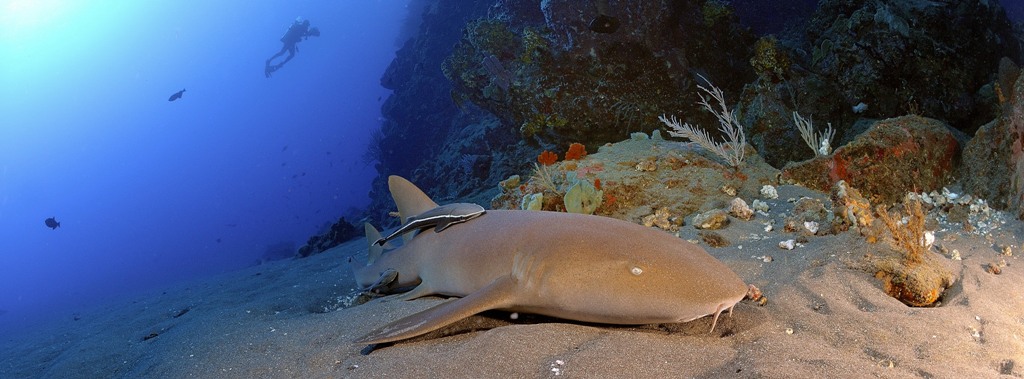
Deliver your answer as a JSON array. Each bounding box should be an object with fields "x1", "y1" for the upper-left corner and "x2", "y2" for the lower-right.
[{"x1": 0, "y1": 0, "x2": 410, "y2": 331}]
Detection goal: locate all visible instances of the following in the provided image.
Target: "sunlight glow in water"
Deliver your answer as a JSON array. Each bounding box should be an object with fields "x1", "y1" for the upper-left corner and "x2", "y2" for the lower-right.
[{"x1": 0, "y1": 0, "x2": 74, "y2": 41}]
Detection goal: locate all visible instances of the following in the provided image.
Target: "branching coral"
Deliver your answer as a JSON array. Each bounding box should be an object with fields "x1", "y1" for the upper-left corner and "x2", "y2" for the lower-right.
[
  {"x1": 529, "y1": 163, "x2": 564, "y2": 196},
  {"x1": 875, "y1": 197, "x2": 928, "y2": 265},
  {"x1": 659, "y1": 77, "x2": 746, "y2": 168},
  {"x1": 871, "y1": 195, "x2": 952, "y2": 307},
  {"x1": 793, "y1": 111, "x2": 835, "y2": 157}
]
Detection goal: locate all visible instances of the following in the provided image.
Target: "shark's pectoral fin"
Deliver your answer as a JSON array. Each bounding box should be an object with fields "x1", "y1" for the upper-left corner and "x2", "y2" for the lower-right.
[
  {"x1": 391, "y1": 282, "x2": 434, "y2": 301},
  {"x1": 355, "y1": 276, "x2": 518, "y2": 345},
  {"x1": 364, "y1": 269, "x2": 399, "y2": 294}
]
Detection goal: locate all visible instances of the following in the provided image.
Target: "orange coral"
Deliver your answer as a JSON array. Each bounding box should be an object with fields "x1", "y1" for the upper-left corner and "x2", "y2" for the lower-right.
[
  {"x1": 604, "y1": 193, "x2": 617, "y2": 206},
  {"x1": 593, "y1": 178, "x2": 602, "y2": 190},
  {"x1": 537, "y1": 150, "x2": 558, "y2": 165},
  {"x1": 565, "y1": 143, "x2": 587, "y2": 160}
]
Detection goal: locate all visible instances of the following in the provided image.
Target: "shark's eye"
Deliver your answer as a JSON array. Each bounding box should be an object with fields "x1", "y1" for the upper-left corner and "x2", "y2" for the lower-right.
[{"x1": 630, "y1": 266, "x2": 643, "y2": 276}]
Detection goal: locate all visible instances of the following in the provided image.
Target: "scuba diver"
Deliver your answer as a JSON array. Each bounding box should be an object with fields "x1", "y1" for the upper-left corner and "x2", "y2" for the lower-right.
[{"x1": 265, "y1": 17, "x2": 321, "y2": 78}]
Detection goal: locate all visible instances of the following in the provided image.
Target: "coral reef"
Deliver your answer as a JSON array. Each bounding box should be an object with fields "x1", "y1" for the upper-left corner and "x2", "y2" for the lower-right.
[
  {"x1": 362, "y1": 0, "x2": 1024, "y2": 230},
  {"x1": 493, "y1": 132, "x2": 778, "y2": 224}
]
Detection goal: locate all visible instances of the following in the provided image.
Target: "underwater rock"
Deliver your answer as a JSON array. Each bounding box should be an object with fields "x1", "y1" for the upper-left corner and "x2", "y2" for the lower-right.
[
  {"x1": 782, "y1": 115, "x2": 959, "y2": 205},
  {"x1": 699, "y1": 231, "x2": 729, "y2": 247},
  {"x1": 498, "y1": 175, "x2": 521, "y2": 192},
  {"x1": 779, "y1": 239, "x2": 795, "y2": 250},
  {"x1": 641, "y1": 207, "x2": 681, "y2": 231},
  {"x1": 805, "y1": 0, "x2": 1021, "y2": 130},
  {"x1": 728, "y1": 198, "x2": 755, "y2": 221},
  {"x1": 962, "y1": 66, "x2": 1024, "y2": 219},
  {"x1": 873, "y1": 261, "x2": 952, "y2": 307},
  {"x1": 298, "y1": 217, "x2": 360, "y2": 258},
  {"x1": 830, "y1": 180, "x2": 876, "y2": 236},
  {"x1": 442, "y1": 0, "x2": 755, "y2": 146},
  {"x1": 692, "y1": 209, "x2": 729, "y2": 230},
  {"x1": 868, "y1": 197, "x2": 953, "y2": 307},
  {"x1": 738, "y1": 69, "x2": 849, "y2": 168},
  {"x1": 752, "y1": 199, "x2": 769, "y2": 213},
  {"x1": 366, "y1": 0, "x2": 499, "y2": 225}
]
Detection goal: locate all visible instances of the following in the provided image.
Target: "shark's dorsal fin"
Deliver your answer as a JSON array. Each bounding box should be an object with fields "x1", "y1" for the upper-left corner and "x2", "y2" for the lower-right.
[
  {"x1": 388, "y1": 176, "x2": 439, "y2": 242},
  {"x1": 388, "y1": 176, "x2": 440, "y2": 223}
]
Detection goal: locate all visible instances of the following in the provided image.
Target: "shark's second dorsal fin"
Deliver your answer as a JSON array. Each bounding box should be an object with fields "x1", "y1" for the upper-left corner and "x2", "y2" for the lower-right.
[
  {"x1": 387, "y1": 176, "x2": 439, "y2": 241},
  {"x1": 364, "y1": 223, "x2": 385, "y2": 265}
]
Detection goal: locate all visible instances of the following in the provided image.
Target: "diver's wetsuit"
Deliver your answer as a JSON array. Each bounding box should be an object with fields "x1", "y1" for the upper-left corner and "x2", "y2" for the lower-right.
[{"x1": 265, "y1": 19, "x2": 319, "y2": 77}]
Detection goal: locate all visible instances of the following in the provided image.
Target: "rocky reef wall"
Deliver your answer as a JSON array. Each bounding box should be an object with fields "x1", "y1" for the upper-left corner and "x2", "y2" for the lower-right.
[{"x1": 364, "y1": 0, "x2": 1024, "y2": 226}]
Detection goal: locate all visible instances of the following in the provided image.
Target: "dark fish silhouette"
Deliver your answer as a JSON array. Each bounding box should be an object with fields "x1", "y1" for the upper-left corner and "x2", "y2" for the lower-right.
[
  {"x1": 168, "y1": 88, "x2": 186, "y2": 101},
  {"x1": 589, "y1": 14, "x2": 620, "y2": 34},
  {"x1": 45, "y1": 217, "x2": 60, "y2": 230}
]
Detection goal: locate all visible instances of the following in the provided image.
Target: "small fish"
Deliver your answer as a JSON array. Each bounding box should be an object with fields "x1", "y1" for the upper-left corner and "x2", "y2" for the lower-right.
[
  {"x1": 44, "y1": 217, "x2": 60, "y2": 230},
  {"x1": 588, "y1": 14, "x2": 620, "y2": 34},
  {"x1": 374, "y1": 203, "x2": 486, "y2": 246},
  {"x1": 168, "y1": 89, "x2": 186, "y2": 101}
]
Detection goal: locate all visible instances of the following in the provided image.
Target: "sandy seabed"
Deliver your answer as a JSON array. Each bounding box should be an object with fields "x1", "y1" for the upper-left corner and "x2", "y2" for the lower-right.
[{"x1": 1, "y1": 187, "x2": 1022, "y2": 378}]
